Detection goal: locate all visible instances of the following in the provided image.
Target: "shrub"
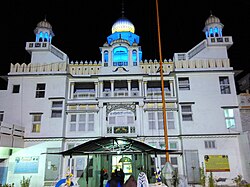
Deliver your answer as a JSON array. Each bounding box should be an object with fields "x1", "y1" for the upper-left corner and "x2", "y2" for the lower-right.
[{"x1": 20, "y1": 176, "x2": 31, "y2": 187}]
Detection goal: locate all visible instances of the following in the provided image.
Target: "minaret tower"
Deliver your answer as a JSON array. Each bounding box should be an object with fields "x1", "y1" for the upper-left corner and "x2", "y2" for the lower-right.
[
  {"x1": 203, "y1": 12, "x2": 224, "y2": 38},
  {"x1": 34, "y1": 18, "x2": 54, "y2": 43},
  {"x1": 25, "y1": 18, "x2": 68, "y2": 64}
]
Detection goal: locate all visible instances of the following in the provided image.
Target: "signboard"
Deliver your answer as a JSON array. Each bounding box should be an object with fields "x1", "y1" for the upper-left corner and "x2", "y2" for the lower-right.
[
  {"x1": 204, "y1": 155, "x2": 230, "y2": 172},
  {"x1": 14, "y1": 156, "x2": 39, "y2": 173}
]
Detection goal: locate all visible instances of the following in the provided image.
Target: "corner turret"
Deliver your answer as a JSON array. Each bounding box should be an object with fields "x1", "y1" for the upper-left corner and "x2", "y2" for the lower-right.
[{"x1": 25, "y1": 18, "x2": 68, "y2": 64}]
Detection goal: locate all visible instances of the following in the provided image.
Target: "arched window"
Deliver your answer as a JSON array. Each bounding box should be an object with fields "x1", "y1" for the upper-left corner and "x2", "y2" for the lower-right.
[
  {"x1": 44, "y1": 32, "x2": 49, "y2": 42},
  {"x1": 209, "y1": 28, "x2": 214, "y2": 37},
  {"x1": 214, "y1": 27, "x2": 219, "y2": 37},
  {"x1": 205, "y1": 31, "x2": 209, "y2": 38},
  {"x1": 139, "y1": 51, "x2": 142, "y2": 62},
  {"x1": 39, "y1": 32, "x2": 43, "y2": 42},
  {"x1": 104, "y1": 51, "x2": 109, "y2": 62},
  {"x1": 107, "y1": 109, "x2": 135, "y2": 134},
  {"x1": 219, "y1": 28, "x2": 223, "y2": 37},
  {"x1": 132, "y1": 50, "x2": 137, "y2": 66},
  {"x1": 113, "y1": 46, "x2": 128, "y2": 66}
]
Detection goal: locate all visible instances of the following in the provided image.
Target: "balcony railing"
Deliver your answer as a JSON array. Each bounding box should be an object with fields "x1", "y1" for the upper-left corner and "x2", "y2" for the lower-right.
[
  {"x1": 0, "y1": 122, "x2": 24, "y2": 148},
  {"x1": 71, "y1": 88, "x2": 173, "y2": 99},
  {"x1": 147, "y1": 88, "x2": 171, "y2": 98},
  {"x1": 103, "y1": 89, "x2": 140, "y2": 97},
  {"x1": 73, "y1": 89, "x2": 95, "y2": 99}
]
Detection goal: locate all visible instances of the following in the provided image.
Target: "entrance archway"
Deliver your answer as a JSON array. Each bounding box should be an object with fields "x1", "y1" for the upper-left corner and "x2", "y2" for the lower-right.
[{"x1": 45, "y1": 137, "x2": 182, "y2": 187}]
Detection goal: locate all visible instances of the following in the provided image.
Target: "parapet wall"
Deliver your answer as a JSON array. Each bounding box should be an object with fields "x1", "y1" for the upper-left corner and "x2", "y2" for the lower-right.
[
  {"x1": 175, "y1": 58, "x2": 231, "y2": 69},
  {"x1": 9, "y1": 62, "x2": 67, "y2": 74},
  {"x1": 8, "y1": 58, "x2": 231, "y2": 75}
]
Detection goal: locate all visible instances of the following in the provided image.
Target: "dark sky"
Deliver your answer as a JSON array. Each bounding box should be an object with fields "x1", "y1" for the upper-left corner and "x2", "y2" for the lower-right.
[{"x1": 5, "y1": 0, "x2": 250, "y2": 80}]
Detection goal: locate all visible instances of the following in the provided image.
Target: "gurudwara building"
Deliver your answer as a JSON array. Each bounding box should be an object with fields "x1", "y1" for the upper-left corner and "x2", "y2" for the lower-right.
[{"x1": 0, "y1": 13, "x2": 248, "y2": 186}]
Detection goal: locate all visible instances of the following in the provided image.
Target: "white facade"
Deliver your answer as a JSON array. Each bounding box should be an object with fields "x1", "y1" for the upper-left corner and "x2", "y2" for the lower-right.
[{"x1": 0, "y1": 14, "x2": 247, "y2": 186}]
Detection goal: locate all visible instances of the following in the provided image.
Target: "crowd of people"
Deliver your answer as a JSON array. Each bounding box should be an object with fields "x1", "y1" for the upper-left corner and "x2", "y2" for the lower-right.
[{"x1": 104, "y1": 168, "x2": 137, "y2": 187}]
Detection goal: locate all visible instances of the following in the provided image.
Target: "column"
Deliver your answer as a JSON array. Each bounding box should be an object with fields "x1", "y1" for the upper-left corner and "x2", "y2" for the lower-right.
[
  {"x1": 94, "y1": 81, "x2": 98, "y2": 98},
  {"x1": 139, "y1": 80, "x2": 142, "y2": 97},
  {"x1": 127, "y1": 80, "x2": 131, "y2": 97},
  {"x1": 70, "y1": 82, "x2": 75, "y2": 99},
  {"x1": 139, "y1": 102, "x2": 144, "y2": 135},
  {"x1": 100, "y1": 81, "x2": 103, "y2": 97},
  {"x1": 144, "y1": 81, "x2": 147, "y2": 97},
  {"x1": 170, "y1": 80, "x2": 174, "y2": 97},
  {"x1": 111, "y1": 80, "x2": 114, "y2": 97},
  {"x1": 109, "y1": 50, "x2": 112, "y2": 66},
  {"x1": 99, "y1": 102, "x2": 104, "y2": 135}
]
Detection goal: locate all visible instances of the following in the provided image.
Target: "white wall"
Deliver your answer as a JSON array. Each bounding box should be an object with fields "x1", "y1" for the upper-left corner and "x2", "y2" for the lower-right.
[{"x1": 2, "y1": 75, "x2": 68, "y2": 138}]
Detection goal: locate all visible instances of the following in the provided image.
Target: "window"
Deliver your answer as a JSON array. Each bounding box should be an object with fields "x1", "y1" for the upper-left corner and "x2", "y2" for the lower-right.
[
  {"x1": 148, "y1": 112, "x2": 156, "y2": 130},
  {"x1": 170, "y1": 157, "x2": 178, "y2": 165},
  {"x1": 160, "y1": 157, "x2": 166, "y2": 168},
  {"x1": 219, "y1": 77, "x2": 231, "y2": 94},
  {"x1": 51, "y1": 101, "x2": 63, "y2": 118},
  {"x1": 159, "y1": 142, "x2": 165, "y2": 149},
  {"x1": 224, "y1": 109, "x2": 235, "y2": 128},
  {"x1": 132, "y1": 50, "x2": 137, "y2": 66},
  {"x1": 69, "y1": 113, "x2": 95, "y2": 132},
  {"x1": 204, "y1": 140, "x2": 216, "y2": 149},
  {"x1": 130, "y1": 126, "x2": 135, "y2": 133},
  {"x1": 108, "y1": 109, "x2": 135, "y2": 134},
  {"x1": 169, "y1": 142, "x2": 178, "y2": 150},
  {"x1": 0, "y1": 111, "x2": 4, "y2": 122},
  {"x1": 157, "y1": 112, "x2": 164, "y2": 130},
  {"x1": 107, "y1": 127, "x2": 112, "y2": 133},
  {"x1": 70, "y1": 114, "x2": 77, "y2": 131},
  {"x1": 178, "y1": 77, "x2": 190, "y2": 90},
  {"x1": 104, "y1": 51, "x2": 109, "y2": 63},
  {"x1": 32, "y1": 114, "x2": 42, "y2": 133},
  {"x1": 181, "y1": 105, "x2": 193, "y2": 121},
  {"x1": 35, "y1": 83, "x2": 46, "y2": 98},
  {"x1": 12, "y1": 85, "x2": 20, "y2": 93},
  {"x1": 113, "y1": 46, "x2": 128, "y2": 66},
  {"x1": 148, "y1": 111, "x2": 175, "y2": 130},
  {"x1": 167, "y1": 112, "x2": 175, "y2": 129}
]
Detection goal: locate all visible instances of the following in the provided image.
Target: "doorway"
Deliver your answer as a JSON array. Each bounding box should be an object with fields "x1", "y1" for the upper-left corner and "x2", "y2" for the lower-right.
[{"x1": 112, "y1": 155, "x2": 132, "y2": 182}]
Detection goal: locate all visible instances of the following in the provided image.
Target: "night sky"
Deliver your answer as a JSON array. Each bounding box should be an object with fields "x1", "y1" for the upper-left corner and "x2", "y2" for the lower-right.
[{"x1": 4, "y1": 0, "x2": 250, "y2": 87}]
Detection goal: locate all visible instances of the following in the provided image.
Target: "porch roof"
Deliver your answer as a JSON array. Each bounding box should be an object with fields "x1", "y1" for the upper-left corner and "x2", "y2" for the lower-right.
[{"x1": 44, "y1": 137, "x2": 182, "y2": 156}]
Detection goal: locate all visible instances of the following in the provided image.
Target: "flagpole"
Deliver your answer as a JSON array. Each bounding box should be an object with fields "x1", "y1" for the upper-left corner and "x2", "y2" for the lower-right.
[{"x1": 155, "y1": 0, "x2": 169, "y2": 162}]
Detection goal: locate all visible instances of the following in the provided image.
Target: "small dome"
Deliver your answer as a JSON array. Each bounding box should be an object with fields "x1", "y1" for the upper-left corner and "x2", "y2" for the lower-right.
[
  {"x1": 112, "y1": 17, "x2": 135, "y2": 33},
  {"x1": 37, "y1": 19, "x2": 52, "y2": 29},
  {"x1": 205, "y1": 14, "x2": 221, "y2": 25}
]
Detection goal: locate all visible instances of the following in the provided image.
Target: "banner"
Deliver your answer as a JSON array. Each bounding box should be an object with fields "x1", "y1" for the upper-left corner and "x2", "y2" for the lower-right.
[
  {"x1": 204, "y1": 155, "x2": 230, "y2": 172},
  {"x1": 14, "y1": 156, "x2": 39, "y2": 173}
]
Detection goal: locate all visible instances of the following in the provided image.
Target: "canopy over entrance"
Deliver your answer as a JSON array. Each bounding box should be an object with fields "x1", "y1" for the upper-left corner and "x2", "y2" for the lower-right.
[{"x1": 45, "y1": 137, "x2": 182, "y2": 156}]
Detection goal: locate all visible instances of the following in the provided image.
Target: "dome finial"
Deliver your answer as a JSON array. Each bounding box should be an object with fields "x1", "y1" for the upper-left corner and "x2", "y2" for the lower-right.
[
  {"x1": 121, "y1": 0, "x2": 125, "y2": 17},
  {"x1": 210, "y1": 10, "x2": 213, "y2": 16}
]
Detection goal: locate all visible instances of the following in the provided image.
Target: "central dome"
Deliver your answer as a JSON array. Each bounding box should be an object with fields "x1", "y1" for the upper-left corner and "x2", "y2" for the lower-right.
[
  {"x1": 112, "y1": 17, "x2": 135, "y2": 34},
  {"x1": 205, "y1": 14, "x2": 221, "y2": 26}
]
